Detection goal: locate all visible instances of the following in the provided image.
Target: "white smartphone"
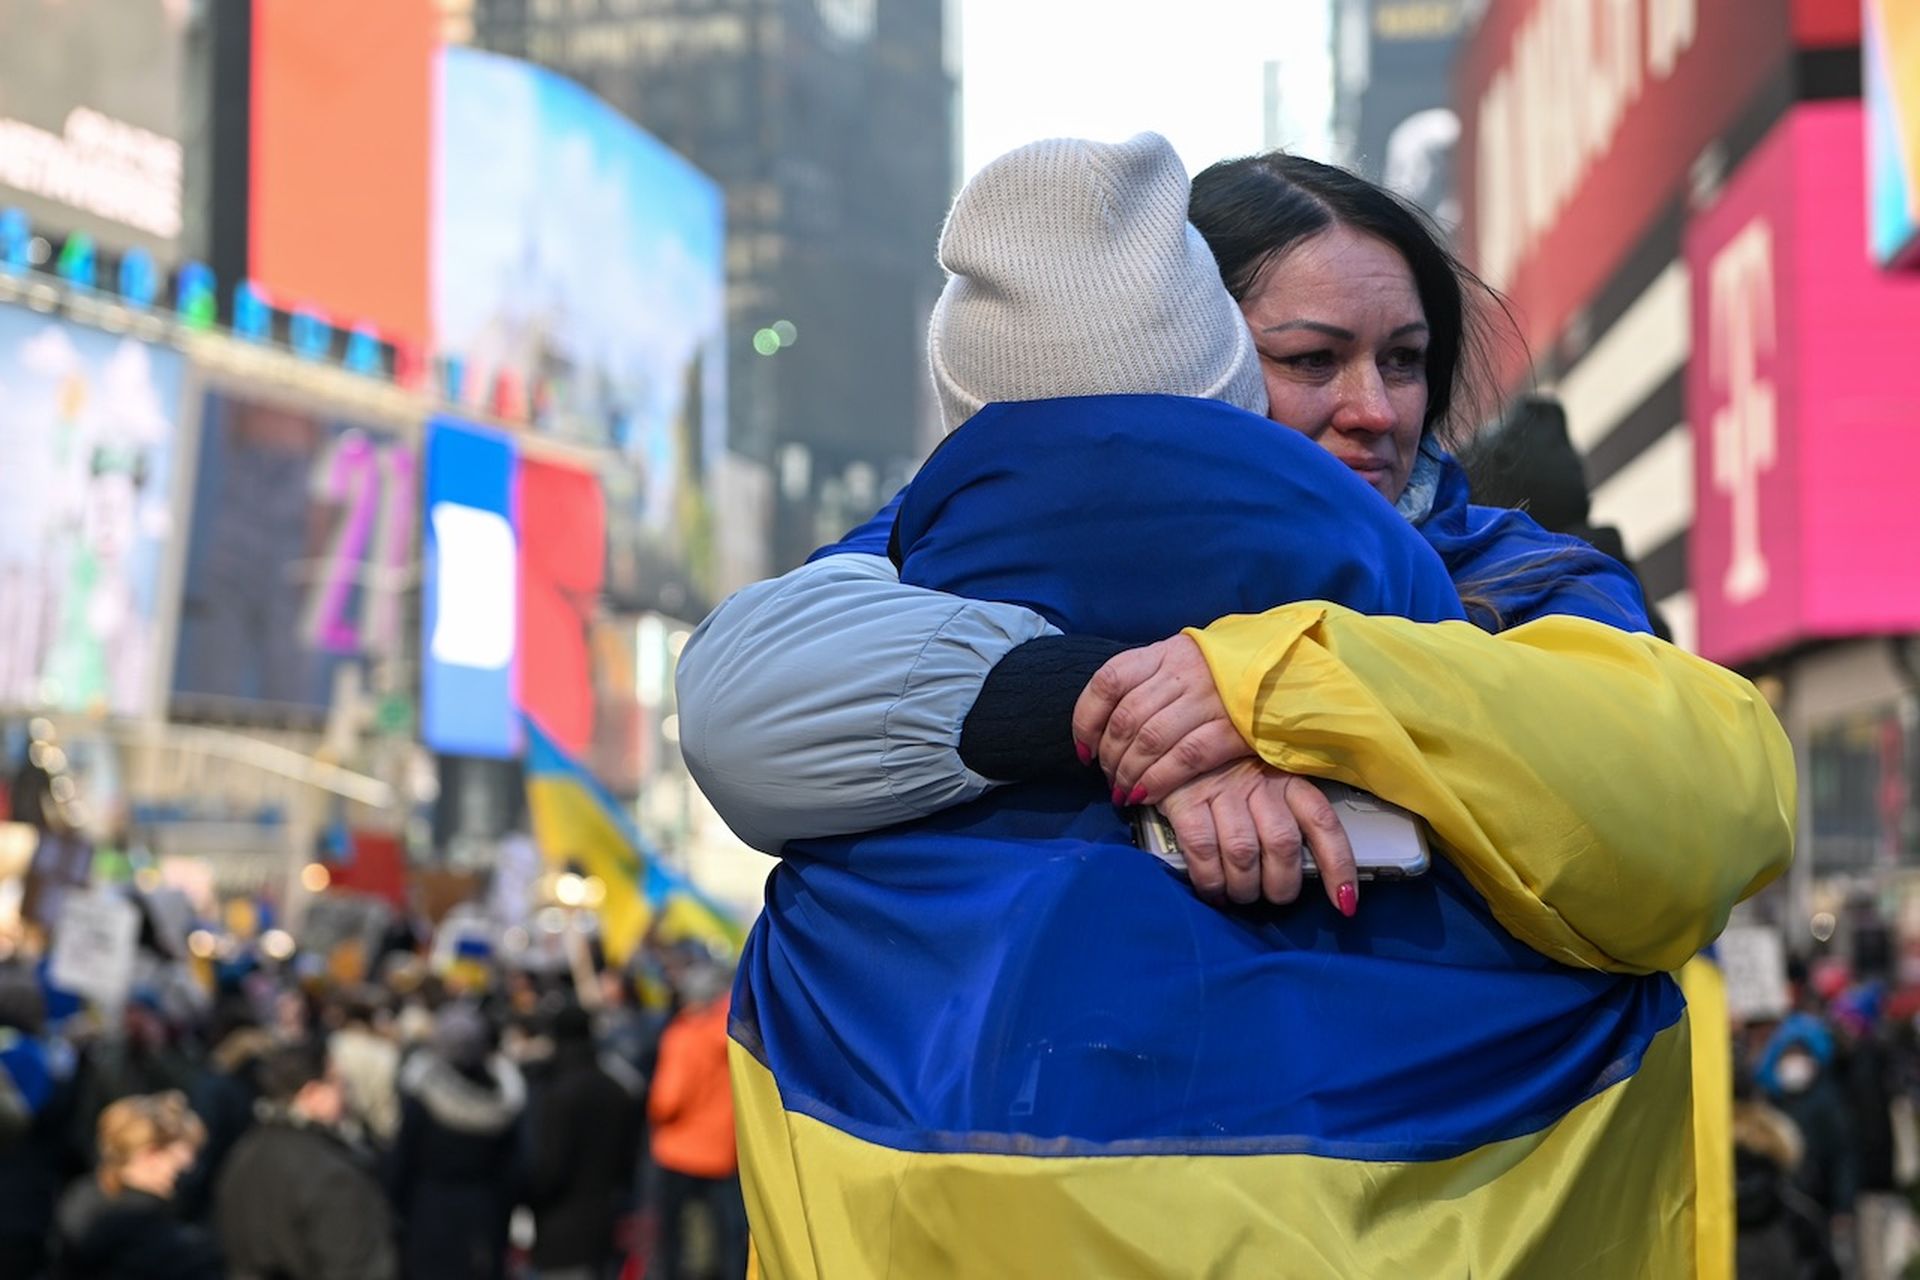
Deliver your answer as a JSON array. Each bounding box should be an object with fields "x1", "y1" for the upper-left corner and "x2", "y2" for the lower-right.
[{"x1": 1128, "y1": 779, "x2": 1430, "y2": 880}]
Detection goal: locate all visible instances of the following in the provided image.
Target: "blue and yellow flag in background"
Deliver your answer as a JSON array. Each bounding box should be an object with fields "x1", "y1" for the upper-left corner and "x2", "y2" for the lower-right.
[{"x1": 522, "y1": 716, "x2": 742, "y2": 965}]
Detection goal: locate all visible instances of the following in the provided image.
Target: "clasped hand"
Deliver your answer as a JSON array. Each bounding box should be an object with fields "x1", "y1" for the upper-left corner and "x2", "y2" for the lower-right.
[{"x1": 1070, "y1": 635, "x2": 1358, "y2": 915}]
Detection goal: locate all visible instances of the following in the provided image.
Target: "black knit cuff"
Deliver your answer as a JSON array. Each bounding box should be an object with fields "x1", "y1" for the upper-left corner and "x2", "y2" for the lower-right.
[{"x1": 959, "y1": 635, "x2": 1132, "y2": 782}]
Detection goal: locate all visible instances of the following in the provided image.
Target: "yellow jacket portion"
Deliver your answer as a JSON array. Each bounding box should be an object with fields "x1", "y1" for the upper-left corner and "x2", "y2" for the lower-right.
[{"x1": 1189, "y1": 604, "x2": 1796, "y2": 975}]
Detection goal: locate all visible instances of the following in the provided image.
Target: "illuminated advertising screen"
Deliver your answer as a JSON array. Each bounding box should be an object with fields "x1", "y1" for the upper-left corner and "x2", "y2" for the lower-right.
[
  {"x1": 0, "y1": 304, "x2": 185, "y2": 717},
  {"x1": 421, "y1": 419, "x2": 520, "y2": 759},
  {"x1": 1688, "y1": 104, "x2": 1920, "y2": 666},
  {"x1": 1354, "y1": 1, "x2": 1464, "y2": 229},
  {"x1": 419, "y1": 419, "x2": 608, "y2": 761},
  {"x1": 1457, "y1": 0, "x2": 1797, "y2": 379},
  {"x1": 172, "y1": 391, "x2": 416, "y2": 715},
  {"x1": 248, "y1": 0, "x2": 434, "y2": 344},
  {"x1": 1868, "y1": 0, "x2": 1920, "y2": 268},
  {"x1": 435, "y1": 48, "x2": 726, "y2": 608},
  {"x1": 0, "y1": 0, "x2": 189, "y2": 259}
]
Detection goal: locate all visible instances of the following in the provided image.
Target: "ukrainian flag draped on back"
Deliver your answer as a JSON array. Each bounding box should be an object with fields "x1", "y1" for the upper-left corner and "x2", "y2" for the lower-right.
[
  {"x1": 733, "y1": 397, "x2": 1792, "y2": 1277},
  {"x1": 522, "y1": 717, "x2": 742, "y2": 964}
]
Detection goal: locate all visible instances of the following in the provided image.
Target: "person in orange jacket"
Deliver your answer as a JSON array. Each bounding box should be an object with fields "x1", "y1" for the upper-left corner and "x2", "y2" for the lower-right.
[{"x1": 647, "y1": 949, "x2": 746, "y2": 1280}]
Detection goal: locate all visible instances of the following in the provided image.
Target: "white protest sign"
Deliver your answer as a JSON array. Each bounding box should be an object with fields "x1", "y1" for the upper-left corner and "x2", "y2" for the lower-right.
[
  {"x1": 48, "y1": 889, "x2": 141, "y2": 1010},
  {"x1": 1718, "y1": 924, "x2": 1792, "y2": 1022}
]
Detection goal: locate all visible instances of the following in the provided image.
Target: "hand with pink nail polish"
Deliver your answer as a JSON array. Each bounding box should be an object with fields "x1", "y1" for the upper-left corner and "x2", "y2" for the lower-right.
[{"x1": 1156, "y1": 761, "x2": 1358, "y2": 916}]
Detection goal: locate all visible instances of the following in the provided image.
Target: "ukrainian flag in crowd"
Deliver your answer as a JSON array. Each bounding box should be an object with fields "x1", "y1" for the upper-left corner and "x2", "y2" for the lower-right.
[
  {"x1": 729, "y1": 400, "x2": 1791, "y2": 1278},
  {"x1": 522, "y1": 717, "x2": 742, "y2": 964}
]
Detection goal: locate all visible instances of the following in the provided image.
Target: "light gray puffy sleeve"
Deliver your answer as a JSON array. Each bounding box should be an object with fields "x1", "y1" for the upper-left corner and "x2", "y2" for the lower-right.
[{"x1": 675, "y1": 554, "x2": 1059, "y2": 852}]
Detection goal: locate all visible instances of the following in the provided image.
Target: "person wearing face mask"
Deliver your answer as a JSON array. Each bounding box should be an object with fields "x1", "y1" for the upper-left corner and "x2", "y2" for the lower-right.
[
  {"x1": 1733, "y1": 1056, "x2": 1840, "y2": 1280},
  {"x1": 700, "y1": 134, "x2": 1794, "y2": 1277},
  {"x1": 52, "y1": 1091, "x2": 222, "y2": 1280},
  {"x1": 1763, "y1": 1015, "x2": 1862, "y2": 1233}
]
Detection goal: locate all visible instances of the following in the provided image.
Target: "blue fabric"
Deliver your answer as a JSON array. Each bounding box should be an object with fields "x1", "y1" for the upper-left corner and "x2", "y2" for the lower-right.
[
  {"x1": 814, "y1": 419, "x2": 1654, "y2": 636},
  {"x1": 741, "y1": 395, "x2": 1681, "y2": 1159},
  {"x1": 0, "y1": 1030, "x2": 52, "y2": 1114},
  {"x1": 895, "y1": 397, "x2": 1466, "y2": 638}
]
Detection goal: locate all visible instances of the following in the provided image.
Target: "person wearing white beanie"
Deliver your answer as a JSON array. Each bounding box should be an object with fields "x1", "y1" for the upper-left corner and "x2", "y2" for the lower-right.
[{"x1": 927, "y1": 131, "x2": 1268, "y2": 432}]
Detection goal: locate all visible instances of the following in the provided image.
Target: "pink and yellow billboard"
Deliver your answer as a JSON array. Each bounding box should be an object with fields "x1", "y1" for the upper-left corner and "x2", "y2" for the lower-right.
[{"x1": 1689, "y1": 103, "x2": 1920, "y2": 666}]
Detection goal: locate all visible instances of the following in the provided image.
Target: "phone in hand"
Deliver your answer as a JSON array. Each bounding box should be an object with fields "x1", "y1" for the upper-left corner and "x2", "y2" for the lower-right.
[{"x1": 1129, "y1": 779, "x2": 1430, "y2": 880}]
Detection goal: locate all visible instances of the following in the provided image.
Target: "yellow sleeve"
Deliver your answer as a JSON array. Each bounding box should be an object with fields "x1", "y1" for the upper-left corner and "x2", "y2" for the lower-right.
[{"x1": 1187, "y1": 603, "x2": 1796, "y2": 975}]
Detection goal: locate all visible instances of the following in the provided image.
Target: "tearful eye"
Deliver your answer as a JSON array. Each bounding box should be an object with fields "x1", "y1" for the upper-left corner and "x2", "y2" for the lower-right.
[{"x1": 1383, "y1": 348, "x2": 1426, "y2": 378}]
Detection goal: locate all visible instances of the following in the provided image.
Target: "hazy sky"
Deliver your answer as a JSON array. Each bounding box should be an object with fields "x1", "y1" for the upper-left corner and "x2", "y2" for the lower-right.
[{"x1": 956, "y1": 0, "x2": 1335, "y2": 180}]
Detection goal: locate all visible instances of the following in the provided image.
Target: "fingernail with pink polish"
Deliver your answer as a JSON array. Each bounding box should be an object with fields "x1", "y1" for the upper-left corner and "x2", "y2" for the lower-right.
[
  {"x1": 1075, "y1": 741, "x2": 1093, "y2": 766},
  {"x1": 1111, "y1": 785, "x2": 1127, "y2": 807},
  {"x1": 1126, "y1": 786, "x2": 1148, "y2": 806},
  {"x1": 1336, "y1": 883, "x2": 1358, "y2": 918}
]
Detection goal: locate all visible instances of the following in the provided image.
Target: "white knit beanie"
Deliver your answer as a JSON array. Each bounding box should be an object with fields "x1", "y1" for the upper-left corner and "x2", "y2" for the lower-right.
[{"x1": 928, "y1": 131, "x2": 1267, "y2": 432}]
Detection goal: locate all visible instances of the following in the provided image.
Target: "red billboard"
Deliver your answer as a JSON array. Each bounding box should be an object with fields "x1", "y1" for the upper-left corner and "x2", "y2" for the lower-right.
[
  {"x1": 1458, "y1": 0, "x2": 1809, "y2": 374},
  {"x1": 517, "y1": 455, "x2": 605, "y2": 758},
  {"x1": 1689, "y1": 104, "x2": 1920, "y2": 666},
  {"x1": 248, "y1": 0, "x2": 434, "y2": 346}
]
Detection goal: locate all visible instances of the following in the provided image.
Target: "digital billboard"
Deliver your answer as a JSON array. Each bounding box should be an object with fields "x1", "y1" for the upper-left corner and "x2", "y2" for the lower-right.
[
  {"x1": 249, "y1": 0, "x2": 435, "y2": 345},
  {"x1": 172, "y1": 391, "x2": 416, "y2": 716},
  {"x1": 1868, "y1": 0, "x2": 1920, "y2": 268},
  {"x1": 1688, "y1": 104, "x2": 1920, "y2": 665},
  {"x1": 0, "y1": 304, "x2": 186, "y2": 717},
  {"x1": 435, "y1": 47, "x2": 726, "y2": 608},
  {"x1": 0, "y1": 0, "x2": 189, "y2": 259},
  {"x1": 421, "y1": 419, "x2": 520, "y2": 760},
  {"x1": 517, "y1": 454, "x2": 605, "y2": 758},
  {"x1": 419, "y1": 420, "x2": 607, "y2": 762},
  {"x1": 1458, "y1": 0, "x2": 1798, "y2": 378},
  {"x1": 1353, "y1": 0, "x2": 1464, "y2": 229}
]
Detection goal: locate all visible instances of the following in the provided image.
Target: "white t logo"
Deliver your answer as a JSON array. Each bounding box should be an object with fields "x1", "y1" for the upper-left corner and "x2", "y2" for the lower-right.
[{"x1": 1707, "y1": 218, "x2": 1777, "y2": 606}]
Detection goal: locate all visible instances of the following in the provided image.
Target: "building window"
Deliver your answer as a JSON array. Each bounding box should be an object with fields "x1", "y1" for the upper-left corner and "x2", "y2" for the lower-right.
[{"x1": 1810, "y1": 699, "x2": 1920, "y2": 877}]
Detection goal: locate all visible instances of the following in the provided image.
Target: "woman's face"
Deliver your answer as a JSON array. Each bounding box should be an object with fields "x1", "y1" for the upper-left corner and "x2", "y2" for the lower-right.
[
  {"x1": 1238, "y1": 225, "x2": 1430, "y2": 503},
  {"x1": 121, "y1": 1140, "x2": 197, "y2": 1199}
]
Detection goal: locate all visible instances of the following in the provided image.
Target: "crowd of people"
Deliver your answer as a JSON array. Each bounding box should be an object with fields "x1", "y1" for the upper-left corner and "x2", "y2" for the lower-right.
[
  {"x1": 0, "y1": 931, "x2": 747, "y2": 1280},
  {"x1": 1734, "y1": 964, "x2": 1920, "y2": 1280}
]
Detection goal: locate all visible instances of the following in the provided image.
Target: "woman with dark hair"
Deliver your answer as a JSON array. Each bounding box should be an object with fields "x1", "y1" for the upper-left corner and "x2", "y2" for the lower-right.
[{"x1": 681, "y1": 142, "x2": 1792, "y2": 1275}]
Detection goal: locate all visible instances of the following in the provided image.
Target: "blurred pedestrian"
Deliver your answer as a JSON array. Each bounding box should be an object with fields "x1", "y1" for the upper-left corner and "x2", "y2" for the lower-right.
[
  {"x1": 1734, "y1": 1062, "x2": 1839, "y2": 1280},
  {"x1": 175, "y1": 1000, "x2": 273, "y2": 1222},
  {"x1": 0, "y1": 966, "x2": 78, "y2": 1278},
  {"x1": 389, "y1": 1001, "x2": 524, "y2": 1280},
  {"x1": 52, "y1": 1091, "x2": 222, "y2": 1280},
  {"x1": 215, "y1": 1040, "x2": 398, "y2": 1280},
  {"x1": 647, "y1": 956, "x2": 745, "y2": 1280},
  {"x1": 1833, "y1": 986, "x2": 1918, "y2": 1280},
  {"x1": 70, "y1": 992, "x2": 194, "y2": 1165},
  {"x1": 523, "y1": 1003, "x2": 641, "y2": 1280},
  {"x1": 1763, "y1": 1015, "x2": 1862, "y2": 1230},
  {"x1": 330, "y1": 990, "x2": 401, "y2": 1147}
]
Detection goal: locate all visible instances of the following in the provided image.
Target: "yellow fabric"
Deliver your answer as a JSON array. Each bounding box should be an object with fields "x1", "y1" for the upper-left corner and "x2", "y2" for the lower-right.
[
  {"x1": 1682, "y1": 956, "x2": 1736, "y2": 1280},
  {"x1": 733, "y1": 1015, "x2": 1698, "y2": 1279},
  {"x1": 1188, "y1": 604, "x2": 1796, "y2": 974},
  {"x1": 525, "y1": 775, "x2": 652, "y2": 965}
]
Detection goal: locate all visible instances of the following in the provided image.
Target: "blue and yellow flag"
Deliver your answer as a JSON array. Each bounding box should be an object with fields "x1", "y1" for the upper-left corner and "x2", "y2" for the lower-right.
[
  {"x1": 734, "y1": 398, "x2": 1791, "y2": 1278},
  {"x1": 522, "y1": 717, "x2": 742, "y2": 964}
]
